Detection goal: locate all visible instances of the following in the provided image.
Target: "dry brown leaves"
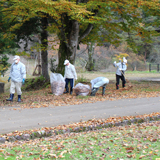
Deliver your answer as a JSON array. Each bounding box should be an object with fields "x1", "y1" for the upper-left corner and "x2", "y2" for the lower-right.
[{"x1": 0, "y1": 82, "x2": 160, "y2": 109}]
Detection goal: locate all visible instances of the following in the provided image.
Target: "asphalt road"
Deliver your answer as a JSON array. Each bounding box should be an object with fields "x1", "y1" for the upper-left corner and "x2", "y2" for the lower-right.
[{"x1": 0, "y1": 97, "x2": 160, "y2": 134}]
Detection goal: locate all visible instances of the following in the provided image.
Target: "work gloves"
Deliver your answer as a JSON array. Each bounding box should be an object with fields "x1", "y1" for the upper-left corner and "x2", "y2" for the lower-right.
[
  {"x1": 8, "y1": 77, "x2": 11, "y2": 82},
  {"x1": 123, "y1": 57, "x2": 127, "y2": 64},
  {"x1": 22, "y1": 79, "x2": 25, "y2": 85}
]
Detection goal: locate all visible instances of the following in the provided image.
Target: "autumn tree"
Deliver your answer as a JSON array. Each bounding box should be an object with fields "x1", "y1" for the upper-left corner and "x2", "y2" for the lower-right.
[{"x1": 2, "y1": 0, "x2": 160, "y2": 78}]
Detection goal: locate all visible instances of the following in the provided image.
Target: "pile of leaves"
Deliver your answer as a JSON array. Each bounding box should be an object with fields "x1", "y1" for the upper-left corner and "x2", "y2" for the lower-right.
[{"x1": 0, "y1": 80, "x2": 160, "y2": 109}]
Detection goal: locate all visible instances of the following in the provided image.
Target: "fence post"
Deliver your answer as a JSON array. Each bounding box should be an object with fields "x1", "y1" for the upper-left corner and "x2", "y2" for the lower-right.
[
  {"x1": 157, "y1": 64, "x2": 159, "y2": 72},
  {"x1": 149, "y1": 64, "x2": 151, "y2": 72}
]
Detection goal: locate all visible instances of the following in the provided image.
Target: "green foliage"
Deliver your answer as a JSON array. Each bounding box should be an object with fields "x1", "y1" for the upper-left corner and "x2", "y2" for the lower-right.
[
  {"x1": 22, "y1": 76, "x2": 50, "y2": 91},
  {"x1": 0, "y1": 55, "x2": 11, "y2": 76},
  {"x1": 49, "y1": 57, "x2": 57, "y2": 73},
  {"x1": 76, "y1": 75, "x2": 90, "y2": 84},
  {"x1": 0, "y1": 1, "x2": 18, "y2": 55}
]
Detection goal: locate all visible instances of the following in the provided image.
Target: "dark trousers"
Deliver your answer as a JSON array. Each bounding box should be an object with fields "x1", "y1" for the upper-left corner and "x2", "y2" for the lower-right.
[
  {"x1": 116, "y1": 74, "x2": 126, "y2": 89},
  {"x1": 65, "y1": 78, "x2": 74, "y2": 89}
]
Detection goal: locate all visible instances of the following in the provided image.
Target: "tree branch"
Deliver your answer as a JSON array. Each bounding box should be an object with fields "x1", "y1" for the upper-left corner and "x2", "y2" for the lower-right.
[
  {"x1": 78, "y1": 9, "x2": 98, "y2": 42},
  {"x1": 78, "y1": 24, "x2": 93, "y2": 42}
]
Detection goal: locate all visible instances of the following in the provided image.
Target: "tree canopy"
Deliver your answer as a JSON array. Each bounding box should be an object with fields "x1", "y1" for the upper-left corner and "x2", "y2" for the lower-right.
[{"x1": 1, "y1": 0, "x2": 160, "y2": 78}]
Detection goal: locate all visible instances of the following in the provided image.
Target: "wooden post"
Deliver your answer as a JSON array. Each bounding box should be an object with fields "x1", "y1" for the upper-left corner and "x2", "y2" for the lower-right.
[
  {"x1": 149, "y1": 64, "x2": 151, "y2": 72},
  {"x1": 157, "y1": 64, "x2": 159, "y2": 72}
]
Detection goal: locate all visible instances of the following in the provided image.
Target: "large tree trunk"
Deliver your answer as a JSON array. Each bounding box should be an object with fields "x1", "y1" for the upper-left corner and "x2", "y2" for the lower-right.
[
  {"x1": 56, "y1": 12, "x2": 94, "y2": 75},
  {"x1": 40, "y1": 17, "x2": 49, "y2": 81},
  {"x1": 56, "y1": 19, "x2": 79, "y2": 75},
  {"x1": 86, "y1": 42, "x2": 95, "y2": 71}
]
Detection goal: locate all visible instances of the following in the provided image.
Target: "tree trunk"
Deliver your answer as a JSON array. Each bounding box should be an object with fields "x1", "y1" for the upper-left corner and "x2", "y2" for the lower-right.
[
  {"x1": 40, "y1": 17, "x2": 49, "y2": 81},
  {"x1": 86, "y1": 42, "x2": 95, "y2": 71},
  {"x1": 56, "y1": 19, "x2": 79, "y2": 75}
]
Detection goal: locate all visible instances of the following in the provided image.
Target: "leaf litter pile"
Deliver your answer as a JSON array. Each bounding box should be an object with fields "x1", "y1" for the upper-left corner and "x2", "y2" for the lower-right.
[
  {"x1": 0, "y1": 80, "x2": 160, "y2": 109},
  {"x1": 0, "y1": 121, "x2": 160, "y2": 159}
]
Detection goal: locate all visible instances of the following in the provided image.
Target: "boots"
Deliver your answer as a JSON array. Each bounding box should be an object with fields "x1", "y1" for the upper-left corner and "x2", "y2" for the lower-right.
[
  {"x1": 6, "y1": 94, "x2": 14, "y2": 101},
  {"x1": 63, "y1": 87, "x2": 69, "y2": 94},
  {"x1": 90, "y1": 88, "x2": 99, "y2": 96},
  {"x1": 116, "y1": 84, "x2": 119, "y2": 90},
  {"x1": 102, "y1": 84, "x2": 107, "y2": 96},
  {"x1": 70, "y1": 87, "x2": 73, "y2": 95},
  {"x1": 17, "y1": 95, "x2": 21, "y2": 102}
]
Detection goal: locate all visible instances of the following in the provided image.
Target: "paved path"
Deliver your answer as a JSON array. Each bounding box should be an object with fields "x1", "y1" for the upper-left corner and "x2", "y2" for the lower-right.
[{"x1": 0, "y1": 97, "x2": 160, "y2": 134}]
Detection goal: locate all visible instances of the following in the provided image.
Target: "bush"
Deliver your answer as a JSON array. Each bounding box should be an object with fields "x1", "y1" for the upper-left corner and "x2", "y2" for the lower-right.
[{"x1": 22, "y1": 76, "x2": 50, "y2": 91}]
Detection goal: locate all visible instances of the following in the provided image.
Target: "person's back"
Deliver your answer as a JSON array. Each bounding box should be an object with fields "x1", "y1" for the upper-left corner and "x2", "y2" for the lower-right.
[{"x1": 90, "y1": 77, "x2": 109, "y2": 96}]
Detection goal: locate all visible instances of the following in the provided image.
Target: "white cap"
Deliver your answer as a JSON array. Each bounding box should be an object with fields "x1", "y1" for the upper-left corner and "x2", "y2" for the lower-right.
[
  {"x1": 13, "y1": 55, "x2": 20, "y2": 61},
  {"x1": 64, "y1": 59, "x2": 69, "y2": 65}
]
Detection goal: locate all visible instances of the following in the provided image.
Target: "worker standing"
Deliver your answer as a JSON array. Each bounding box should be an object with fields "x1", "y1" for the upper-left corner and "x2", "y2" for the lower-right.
[
  {"x1": 63, "y1": 59, "x2": 77, "y2": 95},
  {"x1": 113, "y1": 57, "x2": 127, "y2": 90},
  {"x1": 6, "y1": 55, "x2": 26, "y2": 102},
  {"x1": 90, "y1": 77, "x2": 109, "y2": 96}
]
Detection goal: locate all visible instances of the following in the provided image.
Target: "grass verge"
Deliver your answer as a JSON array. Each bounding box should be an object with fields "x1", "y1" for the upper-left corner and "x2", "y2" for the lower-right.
[{"x1": 0, "y1": 121, "x2": 159, "y2": 160}]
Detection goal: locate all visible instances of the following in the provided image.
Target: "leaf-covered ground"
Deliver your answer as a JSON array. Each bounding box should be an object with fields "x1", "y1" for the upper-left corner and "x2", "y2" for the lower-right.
[
  {"x1": 0, "y1": 80, "x2": 160, "y2": 109},
  {"x1": 0, "y1": 121, "x2": 159, "y2": 160},
  {"x1": 0, "y1": 79, "x2": 160, "y2": 159}
]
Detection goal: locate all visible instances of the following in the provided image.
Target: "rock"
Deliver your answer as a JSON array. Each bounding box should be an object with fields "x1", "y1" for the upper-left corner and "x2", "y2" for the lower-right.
[
  {"x1": 114, "y1": 122, "x2": 122, "y2": 126},
  {"x1": 40, "y1": 130, "x2": 46, "y2": 136},
  {"x1": 36, "y1": 131, "x2": 42, "y2": 138},
  {"x1": 30, "y1": 133, "x2": 35, "y2": 139},
  {"x1": 54, "y1": 130, "x2": 58, "y2": 135},
  {"x1": 15, "y1": 135, "x2": 22, "y2": 140},
  {"x1": 130, "y1": 119, "x2": 137, "y2": 123},
  {"x1": 22, "y1": 134, "x2": 30, "y2": 140},
  {"x1": 0, "y1": 137, "x2": 6, "y2": 143},
  {"x1": 8, "y1": 136, "x2": 16, "y2": 142},
  {"x1": 46, "y1": 130, "x2": 53, "y2": 136},
  {"x1": 122, "y1": 120, "x2": 131, "y2": 125},
  {"x1": 74, "y1": 127, "x2": 80, "y2": 132}
]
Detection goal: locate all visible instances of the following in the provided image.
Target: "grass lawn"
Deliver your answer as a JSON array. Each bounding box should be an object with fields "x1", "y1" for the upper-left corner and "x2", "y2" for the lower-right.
[{"x1": 0, "y1": 121, "x2": 159, "y2": 160}]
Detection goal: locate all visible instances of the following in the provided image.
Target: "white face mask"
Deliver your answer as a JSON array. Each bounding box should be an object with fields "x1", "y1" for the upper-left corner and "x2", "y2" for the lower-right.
[{"x1": 15, "y1": 60, "x2": 18, "y2": 64}]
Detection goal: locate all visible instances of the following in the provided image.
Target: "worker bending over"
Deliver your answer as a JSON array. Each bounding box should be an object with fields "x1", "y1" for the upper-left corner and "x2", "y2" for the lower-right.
[{"x1": 90, "y1": 77, "x2": 109, "y2": 96}]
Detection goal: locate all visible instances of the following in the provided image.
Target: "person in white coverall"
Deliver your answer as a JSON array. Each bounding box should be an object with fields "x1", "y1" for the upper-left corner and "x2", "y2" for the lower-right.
[
  {"x1": 6, "y1": 55, "x2": 26, "y2": 102},
  {"x1": 113, "y1": 57, "x2": 127, "y2": 90},
  {"x1": 63, "y1": 59, "x2": 77, "y2": 95},
  {"x1": 90, "y1": 77, "x2": 109, "y2": 96}
]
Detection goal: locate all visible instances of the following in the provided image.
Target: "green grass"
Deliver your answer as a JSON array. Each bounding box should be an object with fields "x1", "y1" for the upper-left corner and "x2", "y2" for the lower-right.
[{"x1": 0, "y1": 122, "x2": 159, "y2": 160}]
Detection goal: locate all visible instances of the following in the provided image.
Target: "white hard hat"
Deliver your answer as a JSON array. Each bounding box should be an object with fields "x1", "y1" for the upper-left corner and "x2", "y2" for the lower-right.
[
  {"x1": 13, "y1": 55, "x2": 20, "y2": 61},
  {"x1": 64, "y1": 59, "x2": 69, "y2": 65}
]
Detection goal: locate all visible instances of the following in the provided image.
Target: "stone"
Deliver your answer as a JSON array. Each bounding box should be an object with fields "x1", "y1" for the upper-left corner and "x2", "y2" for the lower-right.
[
  {"x1": 40, "y1": 130, "x2": 46, "y2": 136},
  {"x1": 15, "y1": 135, "x2": 22, "y2": 140},
  {"x1": 22, "y1": 134, "x2": 30, "y2": 140},
  {"x1": 0, "y1": 137, "x2": 6, "y2": 143},
  {"x1": 0, "y1": 83, "x2": 5, "y2": 94},
  {"x1": 114, "y1": 122, "x2": 122, "y2": 126},
  {"x1": 46, "y1": 130, "x2": 53, "y2": 136},
  {"x1": 74, "y1": 127, "x2": 80, "y2": 132},
  {"x1": 8, "y1": 136, "x2": 16, "y2": 142}
]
